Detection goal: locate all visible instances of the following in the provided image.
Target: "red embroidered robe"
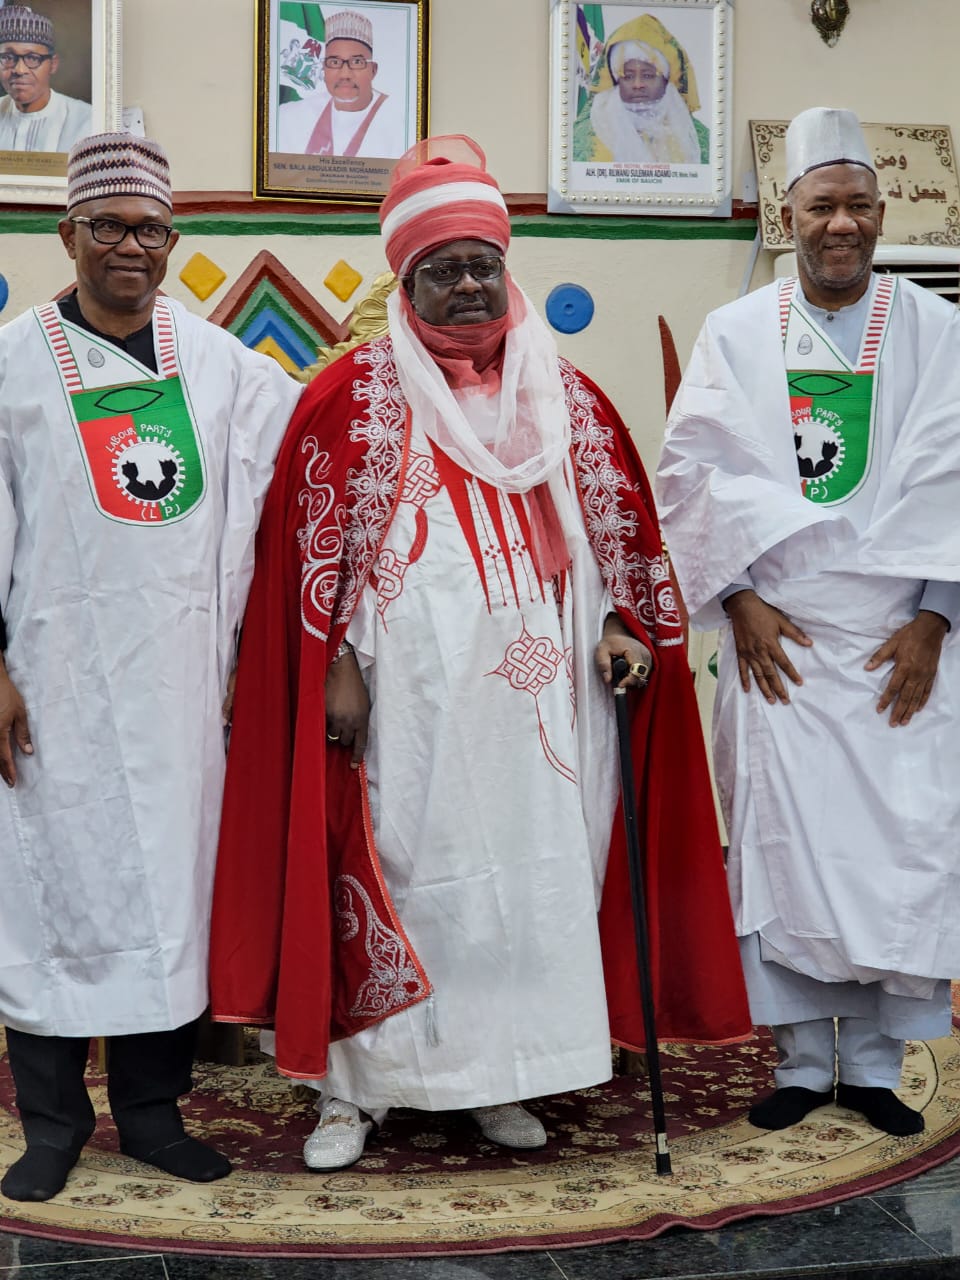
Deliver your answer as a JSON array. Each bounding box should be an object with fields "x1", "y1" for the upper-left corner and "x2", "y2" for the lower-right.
[{"x1": 209, "y1": 336, "x2": 750, "y2": 1080}]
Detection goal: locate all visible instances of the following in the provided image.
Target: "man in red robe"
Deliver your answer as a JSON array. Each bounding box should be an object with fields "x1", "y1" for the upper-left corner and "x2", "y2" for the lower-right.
[{"x1": 210, "y1": 135, "x2": 750, "y2": 1171}]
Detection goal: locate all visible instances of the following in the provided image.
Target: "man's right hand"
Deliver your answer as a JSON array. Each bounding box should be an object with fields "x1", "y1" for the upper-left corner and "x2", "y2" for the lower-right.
[
  {"x1": 324, "y1": 650, "x2": 370, "y2": 770},
  {"x1": 0, "y1": 666, "x2": 32, "y2": 787},
  {"x1": 724, "y1": 589, "x2": 812, "y2": 705}
]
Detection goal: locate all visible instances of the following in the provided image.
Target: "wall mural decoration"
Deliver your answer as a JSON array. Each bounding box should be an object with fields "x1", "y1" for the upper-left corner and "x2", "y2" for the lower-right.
[
  {"x1": 548, "y1": 0, "x2": 732, "y2": 217},
  {"x1": 254, "y1": 0, "x2": 429, "y2": 203},
  {"x1": 0, "y1": 0, "x2": 121, "y2": 205},
  {"x1": 206, "y1": 250, "x2": 351, "y2": 373}
]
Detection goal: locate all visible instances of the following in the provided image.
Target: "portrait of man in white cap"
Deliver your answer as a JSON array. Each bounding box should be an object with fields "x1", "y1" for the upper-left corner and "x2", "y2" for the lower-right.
[
  {"x1": 0, "y1": 2, "x2": 91, "y2": 152},
  {"x1": 276, "y1": 6, "x2": 406, "y2": 159}
]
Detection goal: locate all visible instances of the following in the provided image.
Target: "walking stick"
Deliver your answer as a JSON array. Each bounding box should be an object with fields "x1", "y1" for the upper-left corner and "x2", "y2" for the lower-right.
[{"x1": 611, "y1": 655, "x2": 672, "y2": 1176}]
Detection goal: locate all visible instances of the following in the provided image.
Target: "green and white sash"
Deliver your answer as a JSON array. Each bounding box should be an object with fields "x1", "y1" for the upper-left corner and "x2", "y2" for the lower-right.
[
  {"x1": 779, "y1": 275, "x2": 896, "y2": 506},
  {"x1": 36, "y1": 296, "x2": 206, "y2": 526}
]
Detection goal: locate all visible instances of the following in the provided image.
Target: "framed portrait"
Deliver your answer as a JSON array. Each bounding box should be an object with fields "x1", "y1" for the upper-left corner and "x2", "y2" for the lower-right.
[
  {"x1": 255, "y1": 0, "x2": 429, "y2": 204},
  {"x1": 0, "y1": 0, "x2": 121, "y2": 205},
  {"x1": 548, "y1": 0, "x2": 732, "y2": 217}
]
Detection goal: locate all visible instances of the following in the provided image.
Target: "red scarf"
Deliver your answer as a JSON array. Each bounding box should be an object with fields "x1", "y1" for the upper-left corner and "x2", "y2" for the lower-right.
[{"x1": 405, "y1": 295, "x2": 506, "y2": 389}]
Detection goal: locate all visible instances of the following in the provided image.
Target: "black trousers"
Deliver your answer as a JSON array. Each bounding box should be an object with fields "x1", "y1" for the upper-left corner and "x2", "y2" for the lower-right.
[{"x1": 4, "y1": 1020, "x2": 198, "y2": 1154}]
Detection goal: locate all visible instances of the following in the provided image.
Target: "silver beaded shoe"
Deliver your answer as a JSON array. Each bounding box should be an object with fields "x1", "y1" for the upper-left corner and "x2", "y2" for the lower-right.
[
  {"x1": 303, "y1": 1098, "x2": 373, "y2": 1171},
  {"x1": 468, "y1": 1103, "x2": 547, "y2": 1149}
]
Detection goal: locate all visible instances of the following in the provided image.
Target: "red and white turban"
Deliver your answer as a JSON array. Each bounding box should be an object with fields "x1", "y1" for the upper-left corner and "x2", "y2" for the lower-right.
[{"x1": 379, "y1": 135, "x2": 510, "y2": 278}]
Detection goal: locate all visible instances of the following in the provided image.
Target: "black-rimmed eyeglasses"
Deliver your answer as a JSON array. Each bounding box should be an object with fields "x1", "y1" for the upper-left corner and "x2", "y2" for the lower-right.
[
  {"x1": 322, "y1": 55, "x2": 373, "y2": 69},
  {"x1": 68, "y1": 217, "x2": 174, "y2": 249},
  {"x1": 406, "y1": 256, "x2": 505, "y2": 287},
  {"x1": 0, "y1": 51, "x2": 53, "y2": 69}
]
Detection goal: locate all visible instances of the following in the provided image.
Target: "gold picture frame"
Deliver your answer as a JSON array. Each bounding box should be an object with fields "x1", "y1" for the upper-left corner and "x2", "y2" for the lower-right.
[{"x1": 254, "y1": 0, "x2": 429, "y2": 204}]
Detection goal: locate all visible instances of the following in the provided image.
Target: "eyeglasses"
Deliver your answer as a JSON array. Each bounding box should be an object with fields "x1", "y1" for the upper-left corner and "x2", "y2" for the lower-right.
[
  {"x1": 322, "y1": 55, "x2": 372, "y2": 69},
  {"x1": 0, "y1": 51, "x2": 53, "y2": 69},
  {"x1": 407, "y1": 256, "x2": 505, "y2": 287},
  {"x1": 68, "y1": 217, "x2": 174, "y2": 249}
]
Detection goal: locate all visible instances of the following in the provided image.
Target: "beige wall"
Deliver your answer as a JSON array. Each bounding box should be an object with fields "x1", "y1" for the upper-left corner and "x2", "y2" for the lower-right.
[
  {"x1": 126, "y1": 0, "x2": 960, "y2": 198},
  {"x1": 0, "y1": 227, "x2": 752, "y2": 471},
  {"x1": 4, "y1": 0, "x2": 958, "y2": 466}
]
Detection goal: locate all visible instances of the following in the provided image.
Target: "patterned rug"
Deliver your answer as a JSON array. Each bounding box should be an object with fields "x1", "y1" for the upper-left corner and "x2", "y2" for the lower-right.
[{"x1": 2, "y1": 1027, "x2": 960, "y2": 1258}]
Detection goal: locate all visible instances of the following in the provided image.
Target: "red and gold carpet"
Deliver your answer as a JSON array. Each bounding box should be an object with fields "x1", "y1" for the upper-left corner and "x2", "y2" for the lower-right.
[{"x1": 2, "y1": 1026, "x2": 960, "y2": 1258}]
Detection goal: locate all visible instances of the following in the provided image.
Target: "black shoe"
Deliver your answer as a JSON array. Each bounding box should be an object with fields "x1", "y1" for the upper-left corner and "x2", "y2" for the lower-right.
[
  {"x1": 120, "y1": 1134, "x2": 231, "y2": 1182},
  {"x1": 836, "y1": 1083, "x2": 924, "y2": 1136},
  {"x1": 748, "y1": 1086, "x2": 834, "y2": 1130},
  {"x1": 1, "y1": 1146, "x2": 80, "y2": 1202}
]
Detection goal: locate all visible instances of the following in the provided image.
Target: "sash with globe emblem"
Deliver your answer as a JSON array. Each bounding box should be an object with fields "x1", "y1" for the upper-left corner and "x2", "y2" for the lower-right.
[
  {"x1": 35, "y1": 296, "x2": 206, "y2": 525},
  {"x1": 779, "y1": 274, "x2": 896, "y2": 506}
]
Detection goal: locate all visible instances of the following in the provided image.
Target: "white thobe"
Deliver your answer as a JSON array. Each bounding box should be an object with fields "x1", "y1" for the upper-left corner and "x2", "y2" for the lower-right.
[
  {"x1": 589, "y1": 83, "x2": 701, "y2": 165},
  {"x1": 0, "y1": 90, "x2": 91, "y2": 151},
  {"x1": 657, "y1": 276, "x2": 960, "y2": 1015},
  {"x1": 313, "y1": 418, "x2": 619, "y2": 1113},
  {"x1": 277, "y1": 88, "x2": 406, "y2": 157},
  {"x1": 0, "y1": 299, "x2": 301, "y2": 1036}
]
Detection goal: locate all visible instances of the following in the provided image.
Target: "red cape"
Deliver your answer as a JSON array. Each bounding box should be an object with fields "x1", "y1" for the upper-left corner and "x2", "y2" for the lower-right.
[{"x1": 209, "y1": 337, "x2": 750, "y2": 1079}]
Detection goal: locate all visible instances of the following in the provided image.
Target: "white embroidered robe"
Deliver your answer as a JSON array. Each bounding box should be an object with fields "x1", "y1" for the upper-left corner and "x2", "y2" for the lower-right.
[
  {"x1": 0, "y1": 299, "x2": 301, "y2": 1035},
  {"x1": 657, "y1": 277, "x2": 960, "y2": 998},
  {"x1": 317, "y1": 418, "x2": 620, "y2": 1112}
]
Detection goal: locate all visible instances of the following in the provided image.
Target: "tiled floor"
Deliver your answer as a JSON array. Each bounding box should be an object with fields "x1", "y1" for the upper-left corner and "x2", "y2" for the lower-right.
[{"x1": 2, "y1": 1156, "x2": 960, "y2": 1279}]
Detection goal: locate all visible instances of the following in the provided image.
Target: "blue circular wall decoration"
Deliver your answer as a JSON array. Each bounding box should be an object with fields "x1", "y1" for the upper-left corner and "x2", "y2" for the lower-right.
[
  {"x1": 546, "y1": 283, "x2": 594, "y2": 334},
  {"x1": 0, "y1": 274, "x2": 8, "y2": 315}
]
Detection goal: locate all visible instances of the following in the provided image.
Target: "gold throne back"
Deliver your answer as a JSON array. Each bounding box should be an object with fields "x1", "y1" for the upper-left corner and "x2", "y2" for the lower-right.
[{"x1": 299, "y1": 272, "x2": 398, "y2": 383}]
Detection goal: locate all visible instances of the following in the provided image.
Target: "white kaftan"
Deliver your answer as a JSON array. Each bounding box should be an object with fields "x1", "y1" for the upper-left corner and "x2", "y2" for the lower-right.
[
  {"x1": 657, "y1": 276, "x2": 960, "y2": 999},
  {"x1": 0, "y1": 90, "x2": 91, "y2": 152},
  {"x1": 588, "y1": 83, "x2": 700, "y2": 165},
  {"x1": 319, "y1": 419, "x2": 620, "y2": 1112},
  {"x1": 277, "y1": 89, "x2": 407, "y2": 157},
  {"x1": 0, "y1": 298, "x2": 301, "y2": 1036}
]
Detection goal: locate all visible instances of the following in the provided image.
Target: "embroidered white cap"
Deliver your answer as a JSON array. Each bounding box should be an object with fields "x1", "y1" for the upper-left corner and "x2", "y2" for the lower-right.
[
  {"x1": 66, "y1": 132, "x2": 172, "y2": 211},
  {"x1": 325, "y1": 9, "x2": 373, "y2": 51},
  {"x1": 785, "y1": 107, "x2": 875, "y2": 192},
  {"x1": 0, "y1": 4, "x2": 54, "y2": 47}
]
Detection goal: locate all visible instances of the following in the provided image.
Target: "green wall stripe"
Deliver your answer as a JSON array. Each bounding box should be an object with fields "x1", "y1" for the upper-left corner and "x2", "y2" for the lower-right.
[{"x1": 0, "y1": 210, "x2": 758, "y2": 241}]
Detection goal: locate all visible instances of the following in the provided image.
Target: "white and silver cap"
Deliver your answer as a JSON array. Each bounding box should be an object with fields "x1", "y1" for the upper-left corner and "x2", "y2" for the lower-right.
[{"x1": 785, "y1": 107, "x2": 875, "y2": 192}]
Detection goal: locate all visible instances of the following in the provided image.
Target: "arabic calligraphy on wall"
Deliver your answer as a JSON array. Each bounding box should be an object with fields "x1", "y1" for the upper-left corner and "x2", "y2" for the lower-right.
[{"x1": 749, "y1": 121, "x2": 960, "y2": 249}]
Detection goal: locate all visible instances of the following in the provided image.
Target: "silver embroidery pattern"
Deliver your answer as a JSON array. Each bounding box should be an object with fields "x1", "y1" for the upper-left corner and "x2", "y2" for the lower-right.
[
  {"x1": 562, "y1": 359, "x2": 682, "y2": 644},
  {"x1": 298, "y1": 440, "x2": 342, "y2": 641},
  {"x1": 336, "y1": 338, "x2": 407, "y2": 628},
  {"x1": 335, "y1": 874, "x2": 428, "y2": 1020},
  {"x1": 296, "y1": 337, "x2": 407, "y2": 640}
]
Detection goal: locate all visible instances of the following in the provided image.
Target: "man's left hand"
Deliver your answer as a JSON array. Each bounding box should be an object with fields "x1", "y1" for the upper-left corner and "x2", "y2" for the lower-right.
[
  {"x1": 222, "y1": 667, "x2": 237, "y2": 727},
  {"x1": 595, "y1": 615, "x2": 653, "y2": 690},
  {"x1": 0, "y1": 667, "x2": 32, "y2": 787},
  {"x1": 865, "y1": 610, "x2": 949, "y2": 727}
]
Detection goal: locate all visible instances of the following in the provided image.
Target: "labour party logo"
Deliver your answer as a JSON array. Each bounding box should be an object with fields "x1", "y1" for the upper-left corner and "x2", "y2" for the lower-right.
[
  {"x1": 70, "y1": 377, "x2": 205, "y2": 524},
  {"x1": 788, "y1": 371, "x2": 873, "y2": 506}
]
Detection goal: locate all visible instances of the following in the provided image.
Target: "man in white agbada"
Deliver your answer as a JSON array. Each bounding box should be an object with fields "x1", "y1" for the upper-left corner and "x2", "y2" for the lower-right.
[
  {"x1": 0, "y1": 132, "x2": 301, "y2": 1201},
  {"x1": 589, "y1": 37, "x2": 700, "y2": 165},
  {"x1": 0, "y1": 5, "x2": 91, "y2": 152},
  {"x1": 657, "y1": 106, "x2": 960, "y2": 1136},
  {"x1": 277, "y1": 8, "x2": 406, "y2": 159}
]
